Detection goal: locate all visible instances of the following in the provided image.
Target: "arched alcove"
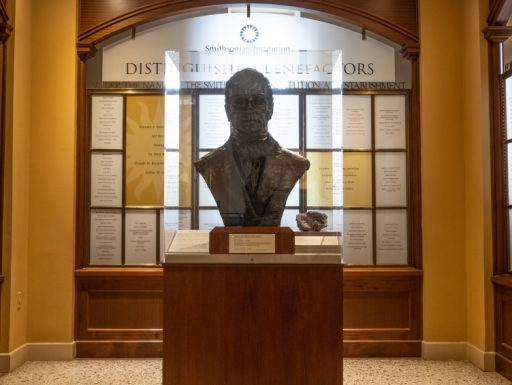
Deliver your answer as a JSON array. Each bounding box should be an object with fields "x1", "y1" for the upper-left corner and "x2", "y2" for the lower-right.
[{"x1": 75, "y1": 0, "x2": 422, "y2": 359}]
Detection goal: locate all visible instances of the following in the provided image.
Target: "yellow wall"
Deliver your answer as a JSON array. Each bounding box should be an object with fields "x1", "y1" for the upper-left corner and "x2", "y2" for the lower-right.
[
  {"x1": 26, "y1": 0, "x2": 76, "y2": 343},
  {"x1": 420, "y1": 0, "x2": 469, "y2": 342},
  {"x1": 420, "y1": 0, "x2": 494, "y2": 351},
  {"x1": 460, "y1": 0, "x2": 494, "y2": 351},
  {"x1": 1, "y1": 0, "x2": 32, "y2": 352},
  {"x1": 1, "y1": 0, "x2": 76, "y2": 350}
]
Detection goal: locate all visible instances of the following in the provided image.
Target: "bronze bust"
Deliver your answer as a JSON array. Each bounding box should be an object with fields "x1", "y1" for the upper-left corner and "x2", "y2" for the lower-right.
[{"x1": 194, "y1": 68, "x2": 310, "y2": 226}]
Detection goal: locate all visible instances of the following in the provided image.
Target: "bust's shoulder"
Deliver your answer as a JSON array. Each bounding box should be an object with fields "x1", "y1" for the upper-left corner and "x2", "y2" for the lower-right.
[
  {"x1": 279, "y1": 148, "x2": 310, "y2": 170},
  {"x1": 194, "y1": 141, "x2": 231, "y2": 174}
]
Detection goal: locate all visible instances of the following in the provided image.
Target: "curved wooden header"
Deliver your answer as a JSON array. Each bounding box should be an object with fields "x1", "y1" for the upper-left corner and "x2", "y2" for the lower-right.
[{"x1": 78, "y1": 0, "x2": 418, "y2": 50}]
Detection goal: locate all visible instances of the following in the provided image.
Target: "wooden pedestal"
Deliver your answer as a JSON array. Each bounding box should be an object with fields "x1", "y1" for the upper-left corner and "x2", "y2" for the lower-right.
[{"x1": 163, "y1": 260, "x2": 343, "y2": 385}]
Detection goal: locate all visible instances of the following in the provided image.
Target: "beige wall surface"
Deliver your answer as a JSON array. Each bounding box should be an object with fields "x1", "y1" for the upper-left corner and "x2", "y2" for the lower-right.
[{"x1": 0, "y1": 0, "x2": 497, "y2": 354}]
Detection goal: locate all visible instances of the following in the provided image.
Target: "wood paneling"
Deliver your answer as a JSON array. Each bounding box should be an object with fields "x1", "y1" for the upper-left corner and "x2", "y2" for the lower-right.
[
  {"x1": 75, "y1": 267, "x2": 422, "y2": 358},
  {"x1": 163, "y1": 263, "x2": 343, "y2": 385},
  {"x1": 75, "y1": 268, "x2": 163, "y2": 358},
  {"x1": 493, "y1": 275, "x2": 512, "y2": 381},
  {"x1": 77, "y1": 0, "x2": 418, "y2": 46},
  {"x1": 343, "y1": 268, "x2": 422, "y2": 357}
]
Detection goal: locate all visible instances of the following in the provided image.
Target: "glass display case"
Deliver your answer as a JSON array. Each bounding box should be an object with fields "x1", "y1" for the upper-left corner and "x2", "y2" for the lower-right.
[{"x1": 162, "y1": 50, "x2": 343, "y2": 258}]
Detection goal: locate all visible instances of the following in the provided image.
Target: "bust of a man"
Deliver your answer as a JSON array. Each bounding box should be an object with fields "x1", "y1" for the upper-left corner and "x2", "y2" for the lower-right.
[{"x1": 194, "y1": 68, "x2": 310, "y2": 226}]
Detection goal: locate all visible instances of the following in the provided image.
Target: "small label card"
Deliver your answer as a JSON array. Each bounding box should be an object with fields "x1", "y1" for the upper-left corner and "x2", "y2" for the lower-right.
[{"x1": 229, "y1": 234, "x2": 276, "y2": 253}]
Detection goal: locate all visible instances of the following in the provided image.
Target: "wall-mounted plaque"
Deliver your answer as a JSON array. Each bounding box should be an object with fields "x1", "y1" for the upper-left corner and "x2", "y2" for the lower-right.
[
  {"x1": 343, "y1": 209, "x2": 373, "y2": 264},
  {"x1": 306, "y1": 95, "x2": 342, "y2": 149},
  {"x1": 509, "y1": 209, "x2": 512, "y2": 269},
  {"x1": 178, "y1": 95, "x2": 192, "y2": 206},
  {"x1": 508, "y1": 143, "x2": 512, "y2": 205},
  {"x1": 198, "y1": 209, "x2": 224, "y2": 230},
  {"x1": 343, "y1": 152, "x2": 372, "y2": 207},
  {"x1": 376, "y1": 209, "x2": 407, "y2": 265},
  {"x1": 332, "y1": 151, "x2": 343, "y2": 207},
  {"x1": 317, "y1": 209, "x2": 343, "y2": 231},
  {"x1": 199, "y1": 94, "x2": 230, "y2": 149},
  {"x1": 164, "y1": 95, "x2": 193, "y2": 205},
  {"x1": 126, "y1": 95, "x2": 164, "y2": 206},
  {"x1": 306, "y1": 152, "x2": 335, "y2": 207},
  {"x1": 125, "y1": 210, "x2": 157, "y2": 265},
  {"x1": 375, "y1": 95, "x2": 406, "y2": 149},
  {"x1": 90, "y1": 152, "x2": 123, "y2": 207},
  {"x1": 90, "y1": 209, "x2": 122, "y2": 265},
  {"x1": 268, "y1": 95, "x2": 299, "y2": 149},
  {"x1": 507, "y1": 77, "x2": 512, "y2": 140},
  {"x1": 343, "y1": 95, "x2": 371, "y2": 149},
  {"x1": 163, "y1": 208, "x2": 192, "y2": 230},
  {"x1": 375, "y1": 152, "x2": 407, "y2": 207},
  {"x1": 91, "y1": 95, "x2": 123, "y2": 149}
]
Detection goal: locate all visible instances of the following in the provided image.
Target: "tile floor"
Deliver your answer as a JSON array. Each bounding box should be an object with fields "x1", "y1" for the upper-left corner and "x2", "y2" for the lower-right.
[{"x1": 0, "y1": 358, "x2": 510, "y2": 384}]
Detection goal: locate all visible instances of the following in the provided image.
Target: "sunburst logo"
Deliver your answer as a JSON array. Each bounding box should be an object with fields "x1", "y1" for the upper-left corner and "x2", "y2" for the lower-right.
[{"x1": 240, "y1": 25, "x2": 259, "y2": 43}]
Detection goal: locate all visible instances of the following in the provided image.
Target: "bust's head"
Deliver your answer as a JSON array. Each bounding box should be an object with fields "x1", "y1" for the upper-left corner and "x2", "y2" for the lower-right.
[{"x1": 225, "y1": 68, "x2": 274, "y2": 141}]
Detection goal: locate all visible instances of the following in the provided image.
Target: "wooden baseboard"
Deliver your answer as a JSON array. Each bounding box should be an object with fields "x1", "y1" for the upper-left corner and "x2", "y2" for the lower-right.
[
  {"x1": 344, "y1": 340, "x2": 422, "y2": 357},
  {"x1": 76, "y1": 341, "x2": 163, "y2": 358},
  {"x1": 496, "y1": 353, "x2": 512, "y2": 382}
]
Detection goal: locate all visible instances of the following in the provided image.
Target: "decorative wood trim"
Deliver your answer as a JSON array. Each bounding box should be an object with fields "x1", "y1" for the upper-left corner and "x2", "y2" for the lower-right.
[
  {"x1": 496, "y1": 354, "x2": 512, "y2": 382},
  {"x1": 493, "y1": 277, "x2": 512, "y2": 381},
  {"x1": 0, "y1": 2, "x2": 9, "y2": 24},
  {"x1": 492, "y1": 274, "x2": 512, "y2": 288},
  {"x1": 483, "y1": 26, "x2": 512, "y2": 43},
  {"x1": 75, "y1": 44, "x2": 97, "y2": 270},
  {"x1": 400, "y1": 43, "x2": 422, "y2": 269},
  {"x1": 0, "y1": 23, "x2": 13, "y2": 44},
  {"x1": 488, "y1": 0, "x2": 512, "y2": 26},
  {"x1": 77, "y1": 43, "x2": 97, "y2": 61},
  {"x1": 75, "y1": 267, "x2": 163, "y2": 277},
  {"x1": 400, "y1": 43, "x2": 420, "y2": 61},
  {"x1": 76, "y1": 341, "x2": 163, "y2": 358},
  {"x1": 343, "y1": 341, "x2": 421, "y2": 358},
  {"x1": 78, "y1": 0, "x2": 418, "y2": 47}
]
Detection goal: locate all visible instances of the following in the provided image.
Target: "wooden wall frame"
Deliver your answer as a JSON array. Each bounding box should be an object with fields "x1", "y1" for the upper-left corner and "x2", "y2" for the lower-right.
[{"x1": 75, "y1": 0, "x2": 422, "y2": 358}]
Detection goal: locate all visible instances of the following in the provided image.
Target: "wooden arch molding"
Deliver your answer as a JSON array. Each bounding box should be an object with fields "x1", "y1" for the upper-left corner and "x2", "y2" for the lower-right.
[{"x1": 78, "y1": 0, "x2": 418, "y2": 52}]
